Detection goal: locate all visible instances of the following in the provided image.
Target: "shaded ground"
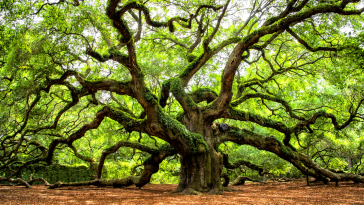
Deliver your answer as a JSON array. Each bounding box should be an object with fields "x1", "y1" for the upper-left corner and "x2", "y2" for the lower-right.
[{"x1": 1, "y1": 180, "x2": 363, "y2": 204}]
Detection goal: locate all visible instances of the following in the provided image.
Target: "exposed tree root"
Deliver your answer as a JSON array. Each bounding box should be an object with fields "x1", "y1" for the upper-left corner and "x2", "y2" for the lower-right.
[
  {"x1": 208, "y1": 187, "x2": 224, "y2": 195},
  {"x1": 170, "y1": 185, "x2": 185, "y2": 193},
  {"x1": 180, "y1": 188, "x2": 202, "y2": 195},
  {"x1": 223, "y1": 186, "x2": 233, "y2": 192},
  {"x1": 171, "y1": 187, "x2": 226, "y2": 195}
]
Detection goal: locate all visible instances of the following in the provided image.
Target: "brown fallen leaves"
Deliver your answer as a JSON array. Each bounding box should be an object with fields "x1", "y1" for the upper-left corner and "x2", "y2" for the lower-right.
[{"x1": 0, "y1": 180, "x2": 363, "y2": 204}]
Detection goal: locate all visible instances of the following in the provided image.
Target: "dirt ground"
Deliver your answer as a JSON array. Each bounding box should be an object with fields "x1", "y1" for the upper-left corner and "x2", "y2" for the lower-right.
[{"x1": 0, "y1": 180, "x2": 363, "y2": 204}]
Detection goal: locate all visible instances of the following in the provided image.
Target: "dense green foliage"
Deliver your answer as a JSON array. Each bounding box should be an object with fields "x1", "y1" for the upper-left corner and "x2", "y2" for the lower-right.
[{"x1": 1, "y1": 0, "x2": 364, "y2": 191}]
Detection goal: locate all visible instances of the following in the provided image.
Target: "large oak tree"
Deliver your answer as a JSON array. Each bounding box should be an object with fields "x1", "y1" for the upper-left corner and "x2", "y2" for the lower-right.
[{"x1": 1, "y1": 0, "x2": 364, "y2": 194}]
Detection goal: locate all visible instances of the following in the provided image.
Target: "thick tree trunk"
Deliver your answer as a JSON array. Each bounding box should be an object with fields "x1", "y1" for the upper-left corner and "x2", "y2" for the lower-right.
[
  {"x1": 172, "y1": 116, "x2": 224, "y2": 195},
  {"x1": 173, "y1": 150, "x2": 223, "y2": 195}
]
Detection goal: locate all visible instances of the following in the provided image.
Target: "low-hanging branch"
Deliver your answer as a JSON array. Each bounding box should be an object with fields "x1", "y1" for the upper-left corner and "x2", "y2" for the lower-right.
[
  {"x1": 230, "y1": 176, "x2": 261, "y2": 186},
  {"x1": 222, "y1": 153, "x2": 265, "y2": 176},
  {"x1": 49, "y1": 144, "x2": 175, "y2": 189},
  {"x1": 221, "y1": 126, "x2": 364, "y2": 183},
  {"x1": 27, "y1": 177, "x2": 50, "y2": 186},
  {"x1": 97, "y1": 140, "x2": 166, "y2": 179},
  {"x1": 69, "y1": 144, "x2": 98, "y2": 174},
  {"x1": 0, "y1": 176, "x2": 32, "y2": 188}
]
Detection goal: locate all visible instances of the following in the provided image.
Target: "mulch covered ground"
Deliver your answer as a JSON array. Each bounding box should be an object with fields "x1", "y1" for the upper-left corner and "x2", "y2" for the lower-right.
[{"x1": 1, "y1": 180, "x2": 363, "y2": 204}]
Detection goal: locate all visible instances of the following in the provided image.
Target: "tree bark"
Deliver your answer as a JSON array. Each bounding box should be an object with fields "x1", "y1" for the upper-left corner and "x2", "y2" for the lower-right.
[
  {"x1": 347, "y1": 156, "x2": 352, "y2": 169},
  {"x1": 0, "y1": 177, "x2": 32, "y2": 188},
  {"x1": 263, "y1": 166, "x2": 267, "y2": 184},
  {"x1": 173, "y1": 150, "x2": 223, "y2": 195},
  {"x1": 171, "y1": 115, "x2": 224, "y2": 195},
  {"x1": 230, "y1": 176, "x2": 260, "y2": 186}
]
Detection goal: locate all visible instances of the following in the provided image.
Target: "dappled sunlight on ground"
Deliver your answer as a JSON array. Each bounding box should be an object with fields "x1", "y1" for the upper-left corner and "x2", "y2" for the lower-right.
[{"x1": 0, "y1": 180, "x2": 363, "y2": 204}]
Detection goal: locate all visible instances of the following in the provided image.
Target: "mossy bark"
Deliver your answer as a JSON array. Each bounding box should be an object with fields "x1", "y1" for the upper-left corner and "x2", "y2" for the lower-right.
[
  {"x1": 174, "y1": 149, "x2": 223, "y2": 194},
  {"x1": 173, "y1": 116, "x2": 224, "y2": 195},
  {"x1": 222, "y1": 127, "x2": 364, "y2": 184}
]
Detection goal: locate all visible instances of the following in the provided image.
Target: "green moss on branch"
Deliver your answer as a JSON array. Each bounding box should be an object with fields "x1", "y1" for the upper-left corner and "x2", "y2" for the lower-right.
[{"x1": 157, "y1": 109, "x2": 207, "y2": 153}]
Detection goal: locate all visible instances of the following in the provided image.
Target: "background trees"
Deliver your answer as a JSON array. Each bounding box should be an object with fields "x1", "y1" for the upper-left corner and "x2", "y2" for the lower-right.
[{"x1": 1, "y1": 0, "x2": 364, "y2": 194}]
